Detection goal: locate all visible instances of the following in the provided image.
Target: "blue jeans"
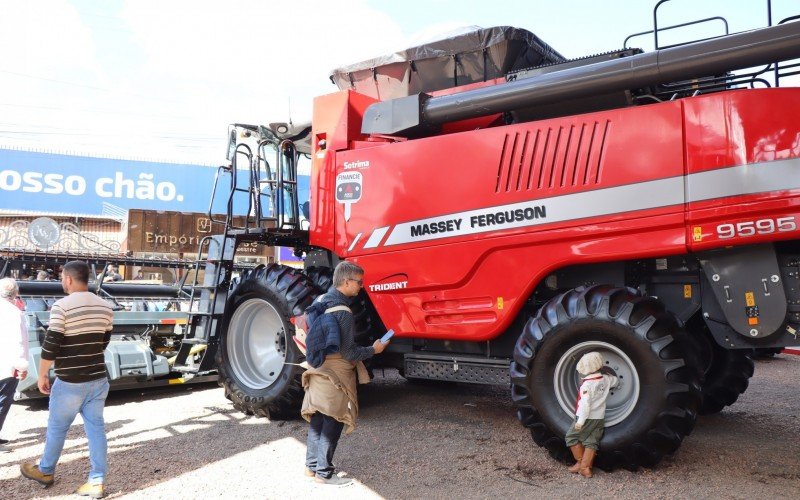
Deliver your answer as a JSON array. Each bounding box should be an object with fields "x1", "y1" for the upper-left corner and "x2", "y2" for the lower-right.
[
  {"x1": 39, "y1": 378, "x2": 109, "y2": 484},
  {"x1": 305, "y1": 412, "x2": 344, "y2": 479}
]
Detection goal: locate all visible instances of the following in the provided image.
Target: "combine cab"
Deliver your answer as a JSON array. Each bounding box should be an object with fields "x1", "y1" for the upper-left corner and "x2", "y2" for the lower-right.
[{"x1": 173, "y1": 4, "x2": 800, "y2": 470}]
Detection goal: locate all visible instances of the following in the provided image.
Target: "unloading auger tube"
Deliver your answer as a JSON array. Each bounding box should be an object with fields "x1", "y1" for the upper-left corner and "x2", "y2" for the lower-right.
[
  {"x1": 17, "y1": 280, "x2": 190, "y2": 298},
  {"x1": 362, "y1": 21, "x2": 800, "y2": 135}
]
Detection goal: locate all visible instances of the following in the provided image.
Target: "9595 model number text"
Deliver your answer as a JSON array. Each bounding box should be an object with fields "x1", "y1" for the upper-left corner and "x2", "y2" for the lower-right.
[{"x1": 716, "y1": 216, "x2": 797, "y2": 239}]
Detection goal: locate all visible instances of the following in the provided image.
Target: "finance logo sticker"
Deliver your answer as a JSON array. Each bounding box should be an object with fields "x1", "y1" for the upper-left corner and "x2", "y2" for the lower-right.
[{"x1": 336, "y1": 171, "x2": 363, "y2": 221}]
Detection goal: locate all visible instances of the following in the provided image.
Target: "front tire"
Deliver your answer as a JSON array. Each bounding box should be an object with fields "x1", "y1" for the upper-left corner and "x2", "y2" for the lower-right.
[
  {"x1": 217, "y1": 264, "x2": 318, "y2": 419},
  {"x1": 510, "y1": 286, "x2": 701, "y2": 470}
]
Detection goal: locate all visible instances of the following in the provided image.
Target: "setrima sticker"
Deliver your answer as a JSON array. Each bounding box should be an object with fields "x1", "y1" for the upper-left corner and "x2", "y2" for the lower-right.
[{"x1": 336, "y1": 171, "x2": 363, "y2": 221}]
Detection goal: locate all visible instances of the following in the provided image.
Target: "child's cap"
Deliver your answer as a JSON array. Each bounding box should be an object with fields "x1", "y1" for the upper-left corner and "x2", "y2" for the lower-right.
[{"x1": 576, "y1": 351, "x2": 604, "y2": 375}]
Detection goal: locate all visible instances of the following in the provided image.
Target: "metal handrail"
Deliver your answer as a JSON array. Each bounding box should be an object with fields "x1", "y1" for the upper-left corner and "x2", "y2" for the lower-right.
[
  {"x1": 207, "y1": 165, "x2": 232, "y2": 225},
  {"x1": 654, "y1": 0, "x2": 729, "y2": 50},
  {"x1": 277, "y1": 140, "x2": 300, "y2": 230},
  {"x1": 625, "y1": 15, "x2": 729, "y2": 50},
  {"x1": 256, "y1": 140, "x2": 280, "y2": 228},
  {"x1": 228, "y1": 144, "x2": 254, "y2": 230},
  {"x1": 774, "y1": 13, "x2": 800, "y2": 87},
  {"x1": 626, "y1": 0, "x2": 799, "y2": 92}
]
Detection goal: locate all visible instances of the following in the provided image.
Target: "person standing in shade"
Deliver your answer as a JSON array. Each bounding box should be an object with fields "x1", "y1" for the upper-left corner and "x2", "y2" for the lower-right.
[
  {"x1": 301, "y1": 261, "x2": 389, "y2": 487},
  {"x1": 20, "y1": 261, "x2": 114, "y2": 498},
  {"x1": 99, "y1": 265, "x2": 122, "y2": 283},
  {"x1": 0, "y1": 278, "x2": 29, "y2": 450}
]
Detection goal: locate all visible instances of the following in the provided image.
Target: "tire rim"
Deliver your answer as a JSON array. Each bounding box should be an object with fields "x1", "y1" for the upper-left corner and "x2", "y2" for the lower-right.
[
  {"x1": 226, "y1": 298, "x2": 286, "y2": 390},
  {"x1": 553, "y1": 341, "x2": 640, "y2": 427}
]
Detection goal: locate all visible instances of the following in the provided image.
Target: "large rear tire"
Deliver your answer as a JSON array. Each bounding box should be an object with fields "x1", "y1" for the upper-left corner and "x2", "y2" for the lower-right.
[
  {"x1": 217, "y1": 264, "x2": 318, "y2": 419},
  {"x1": 693, "y1": 326, "x2": 754, "y2": 415},
  {"x1": 510, "y1": 286, "x2": 701, "y2": 470},
  {"x1": 752, "y1": 347, "x2": 783, "y2": 358}
]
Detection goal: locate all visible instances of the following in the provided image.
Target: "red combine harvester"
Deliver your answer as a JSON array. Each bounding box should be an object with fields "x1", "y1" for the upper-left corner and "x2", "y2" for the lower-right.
[{"x1": 171, "y1": 6, "x2": 800, "y2": 470}]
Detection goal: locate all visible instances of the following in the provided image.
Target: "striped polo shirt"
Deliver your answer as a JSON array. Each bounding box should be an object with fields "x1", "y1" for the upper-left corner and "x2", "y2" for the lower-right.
[{"x1": 42, "y1": 291, "x2": 114, "y2": 383}]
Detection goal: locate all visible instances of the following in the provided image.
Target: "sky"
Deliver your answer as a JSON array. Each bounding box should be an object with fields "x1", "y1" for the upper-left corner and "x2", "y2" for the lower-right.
[{"x1": 0, "y1": 0, "x2": 796, "y2": 165}]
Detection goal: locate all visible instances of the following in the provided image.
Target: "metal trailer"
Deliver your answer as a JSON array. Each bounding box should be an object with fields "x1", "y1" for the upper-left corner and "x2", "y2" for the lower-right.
[{"x1": 2, "y1": 251, "x2": 219, "y2": 399}]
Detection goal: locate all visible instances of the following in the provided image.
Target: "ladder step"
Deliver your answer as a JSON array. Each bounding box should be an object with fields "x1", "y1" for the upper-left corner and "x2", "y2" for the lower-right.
[
  {"x1": 171, "y1": 365, "x2": 200, "y2": 374},
  {"x1": 188, "y1": 312, "x2": 224, "y2": 318},
  {"x1": 179, "y1": 338, "x2": 208, "y2": 346}
]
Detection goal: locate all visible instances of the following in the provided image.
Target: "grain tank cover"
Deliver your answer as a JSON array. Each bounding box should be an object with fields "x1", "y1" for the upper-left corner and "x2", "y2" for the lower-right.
[{"x1": 329, "y1": 26, "x2": 566, "y2": 101}]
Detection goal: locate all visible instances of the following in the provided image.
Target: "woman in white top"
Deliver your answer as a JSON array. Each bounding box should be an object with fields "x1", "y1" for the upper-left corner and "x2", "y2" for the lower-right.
[{"x1": 0, "y1": 278, "x2": 29, "y2": 447}]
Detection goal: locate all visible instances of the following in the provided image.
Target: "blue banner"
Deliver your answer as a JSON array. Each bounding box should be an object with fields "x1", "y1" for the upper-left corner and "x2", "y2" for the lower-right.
[{"x1": 0, "y1": 149, "x2": 309, "y2": 217}]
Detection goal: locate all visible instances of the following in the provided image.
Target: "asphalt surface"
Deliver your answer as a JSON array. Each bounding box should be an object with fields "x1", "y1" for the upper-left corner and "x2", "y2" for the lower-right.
[{"x1": 1, "y1": 354, "x2": 798, "y2": 499}]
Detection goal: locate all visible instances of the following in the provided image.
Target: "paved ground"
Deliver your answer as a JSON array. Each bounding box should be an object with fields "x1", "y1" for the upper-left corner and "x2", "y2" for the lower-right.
[{"x1": 1, "y1": 354, "x2": 798, "y2": 499}]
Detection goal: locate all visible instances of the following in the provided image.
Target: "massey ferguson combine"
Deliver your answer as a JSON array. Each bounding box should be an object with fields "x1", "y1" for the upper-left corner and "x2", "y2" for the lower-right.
[{"x1": 171, "y1": 5, "x2": 800, "y2": 470}]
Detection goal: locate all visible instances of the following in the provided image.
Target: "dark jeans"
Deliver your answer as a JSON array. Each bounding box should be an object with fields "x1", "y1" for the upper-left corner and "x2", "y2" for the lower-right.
[
  {"x1": 0, "y1": 376, "x2": 20, "y2": 435},
  {"x1": 305, "y1": 412, "x2": 344, "y2": 479}
]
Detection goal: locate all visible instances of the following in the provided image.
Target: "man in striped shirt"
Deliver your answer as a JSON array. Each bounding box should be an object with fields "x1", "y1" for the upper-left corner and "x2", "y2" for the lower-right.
[{"x1": 20, "y1": 261, "x2": 113, "y2": 498}]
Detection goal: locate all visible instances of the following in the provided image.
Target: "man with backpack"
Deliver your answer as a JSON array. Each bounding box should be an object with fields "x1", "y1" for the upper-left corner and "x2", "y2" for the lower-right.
[{"x1": 300, "y1": 261, "x2": 388, "y2": 487}]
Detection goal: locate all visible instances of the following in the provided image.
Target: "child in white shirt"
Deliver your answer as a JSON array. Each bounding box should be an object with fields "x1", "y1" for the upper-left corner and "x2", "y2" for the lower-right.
[{"x1": 564, "y1": 351, "x2": 619, "y2": 478}]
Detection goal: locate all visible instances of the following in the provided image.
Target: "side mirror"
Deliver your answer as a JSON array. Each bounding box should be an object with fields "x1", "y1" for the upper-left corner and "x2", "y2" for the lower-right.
[{"x1": 226, "y1": 127, "x2": 237, "y2": 161}]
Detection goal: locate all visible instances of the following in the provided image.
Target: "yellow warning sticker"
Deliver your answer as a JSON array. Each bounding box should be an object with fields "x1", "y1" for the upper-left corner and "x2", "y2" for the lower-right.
[
  {"x1": 683, "y1": 285, "x2": 692, "y2": 298},
  {"x1": 745, "y1": 292, "x2": 755, "y2": 307},
  {"x1": 692, "y1": 226, "x2": 703, "y2": 242},
  {"x1": 497, "y1": 297, "x2": 504, "y2": 310}
]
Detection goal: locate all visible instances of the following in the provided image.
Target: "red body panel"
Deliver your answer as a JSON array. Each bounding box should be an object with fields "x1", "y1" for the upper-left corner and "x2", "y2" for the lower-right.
[
  {"x1": 684, "y1": 89, "x2": 800, "y2": 251},
  {"x1": 309, "y1": 91, "x2": 378, "y2": 252},
  {"x1": 309, "y1": 87, "x2": 800, "y2": 342}
]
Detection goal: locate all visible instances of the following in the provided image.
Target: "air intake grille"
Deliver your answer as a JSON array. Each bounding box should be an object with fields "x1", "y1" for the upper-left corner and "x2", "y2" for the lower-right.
[{"x1": 495, "y1": 120, "x2": 610, "y2": 193}]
